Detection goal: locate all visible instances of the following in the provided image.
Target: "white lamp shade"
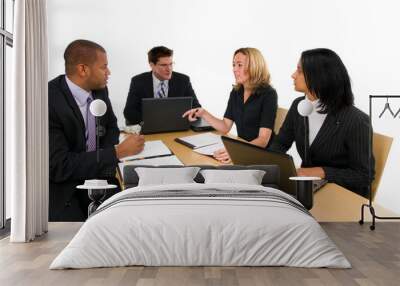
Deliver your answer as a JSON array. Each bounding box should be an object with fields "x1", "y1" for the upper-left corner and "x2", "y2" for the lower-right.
[
  {"x1": 297, "y1": 99, "x2": 314, "y2": 116},
  {"x1": 89, "y1": 99, "x2": 107, "y2": 117}
]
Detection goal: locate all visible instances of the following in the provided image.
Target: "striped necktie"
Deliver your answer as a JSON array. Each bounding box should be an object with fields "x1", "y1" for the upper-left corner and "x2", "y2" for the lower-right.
[
  {"x1": 156, "y1": 81, "x2": 166, "y2": 98},
  {"x1": 86, "y1": 96, "x2": 97, "y2": 152}
]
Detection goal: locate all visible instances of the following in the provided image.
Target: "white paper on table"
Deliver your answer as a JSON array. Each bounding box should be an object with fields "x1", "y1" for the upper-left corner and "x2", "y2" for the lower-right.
[
  {"x1": 119, "y1": 155, "x2": 183, "y2": 178},
  {"x1": 193, "y1": 143, "x2": 225, "y2": 156},
  {"x1": 120, "y1": 140, "x2": 171, "y2": 161}
]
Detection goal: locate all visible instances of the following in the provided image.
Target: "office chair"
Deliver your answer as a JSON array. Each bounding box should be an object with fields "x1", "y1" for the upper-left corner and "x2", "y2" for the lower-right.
[
  {"x1": 371, "y1": 133, "x2": 393, "y2": 200},
  {"x1": 360, "y1": 132, "x2": 398, "y2": 230},
  {"x1": 274, "y1": 107, "x2": 288, "y2": 134}
]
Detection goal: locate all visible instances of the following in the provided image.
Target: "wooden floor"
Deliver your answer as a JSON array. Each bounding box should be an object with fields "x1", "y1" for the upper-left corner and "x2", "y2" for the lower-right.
[{"x1": 1, "y1": 222, "x2": 399, "y2": 286}]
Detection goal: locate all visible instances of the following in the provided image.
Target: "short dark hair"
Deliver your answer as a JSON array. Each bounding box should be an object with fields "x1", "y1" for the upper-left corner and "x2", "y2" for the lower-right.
[
  {"x1": 148, "y1": 46, "x2": 173, "y2": 64},
  {"x1": 301, "y1": 48, "x2": 354, "y2": 114},
  {"x1": 64, "y1": 39, "x2": 106, "y2": 75}
]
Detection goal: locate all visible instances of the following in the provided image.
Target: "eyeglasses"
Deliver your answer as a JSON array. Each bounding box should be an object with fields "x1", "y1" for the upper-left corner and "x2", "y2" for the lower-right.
[{"x1": 156, "y1": 62, "x2": 174, "y2": 68}]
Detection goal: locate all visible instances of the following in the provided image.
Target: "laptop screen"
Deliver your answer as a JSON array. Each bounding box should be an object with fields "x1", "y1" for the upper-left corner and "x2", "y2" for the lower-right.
[
  {"x1": 221, "y1": 136, "x2": 298, "y2": 196},
  {"x1": 141, "y1": 97, "x2": 193, "y2": 134},
  {"x1": 221, "y1": 136, "x2": 327, "y2": 195}
]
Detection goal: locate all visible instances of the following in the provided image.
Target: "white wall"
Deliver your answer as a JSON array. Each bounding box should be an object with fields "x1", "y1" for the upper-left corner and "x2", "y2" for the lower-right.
[{"x1": 47, "y1": 0, "x2": 400, "y2": 214}]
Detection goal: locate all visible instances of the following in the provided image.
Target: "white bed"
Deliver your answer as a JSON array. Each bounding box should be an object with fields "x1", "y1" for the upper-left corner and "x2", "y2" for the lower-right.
[{"x1": 50, "y1": 183, "x2": 351, "y2": 269}]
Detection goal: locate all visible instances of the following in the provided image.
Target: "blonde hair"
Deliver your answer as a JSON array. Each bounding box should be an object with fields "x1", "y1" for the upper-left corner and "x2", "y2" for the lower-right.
[{"x1": 233, "y1": 47, "x2": 271, "y2": 91}]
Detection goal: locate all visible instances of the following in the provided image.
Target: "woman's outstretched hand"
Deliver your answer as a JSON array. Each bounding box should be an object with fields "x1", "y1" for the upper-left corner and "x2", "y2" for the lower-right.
[{"x1": 182, "y1": 108, "x2": 206, "y2": 122}]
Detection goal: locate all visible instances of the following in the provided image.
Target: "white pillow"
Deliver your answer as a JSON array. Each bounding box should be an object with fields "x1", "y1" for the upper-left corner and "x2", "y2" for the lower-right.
[
  {"x1": 135, "y1": 167, "x2": 200, "y2": 186},
  {"x1": 200, "y1": 169, "x2": 266, "y2": 185}
]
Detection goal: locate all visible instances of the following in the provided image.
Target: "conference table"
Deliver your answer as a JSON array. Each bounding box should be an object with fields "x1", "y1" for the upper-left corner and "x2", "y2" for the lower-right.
[{"x1": 142, "y1": 129, "x2": 397, "y2": 222}]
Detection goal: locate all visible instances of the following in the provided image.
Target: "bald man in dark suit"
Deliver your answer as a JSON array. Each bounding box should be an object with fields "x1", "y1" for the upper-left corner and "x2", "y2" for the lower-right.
[{"x1": 49, "y1": 40, "x2": 144, "y2": 221}]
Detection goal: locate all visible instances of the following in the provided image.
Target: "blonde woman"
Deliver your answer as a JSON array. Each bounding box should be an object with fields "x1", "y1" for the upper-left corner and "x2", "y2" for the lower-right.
[{"x1": 183, "y1": 48, "x2": 278, "y2": 163}]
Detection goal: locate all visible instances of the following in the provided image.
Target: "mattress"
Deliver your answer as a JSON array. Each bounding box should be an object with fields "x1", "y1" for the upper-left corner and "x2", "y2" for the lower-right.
[{"x1": 50, "y1": 183, "x2": 350, "y2": 269}]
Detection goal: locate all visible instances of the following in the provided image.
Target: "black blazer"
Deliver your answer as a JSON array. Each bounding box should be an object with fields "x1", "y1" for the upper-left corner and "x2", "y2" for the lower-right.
[
  {"x1": 224, "y1": 85, "x2": 278, "y2": 143},
  {"x1": 123, "y1": 71, "x2": 201, "y2": 125},
  {"x1": 49, "y1": 75, "x2": 120, "y2": 221},
  {"x1": 270, "y1": 96, "x2": 374, "y2": 197}
]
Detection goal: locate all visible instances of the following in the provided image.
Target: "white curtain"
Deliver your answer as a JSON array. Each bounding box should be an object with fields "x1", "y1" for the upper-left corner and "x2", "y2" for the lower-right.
[{"x1": 9, "y1": 0, "x2": 48, "y2": 242}]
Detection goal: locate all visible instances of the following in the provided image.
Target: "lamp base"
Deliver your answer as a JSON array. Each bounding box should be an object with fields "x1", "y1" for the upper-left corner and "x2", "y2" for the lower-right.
[{"x1": 87, "y1": 189, "x2": 107, "y2": 216}]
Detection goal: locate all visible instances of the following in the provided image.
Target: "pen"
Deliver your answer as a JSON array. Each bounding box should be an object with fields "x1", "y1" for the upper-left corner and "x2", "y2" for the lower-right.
[{"x1": 138, "y1": 121, "x2": 144, "y2": 135}]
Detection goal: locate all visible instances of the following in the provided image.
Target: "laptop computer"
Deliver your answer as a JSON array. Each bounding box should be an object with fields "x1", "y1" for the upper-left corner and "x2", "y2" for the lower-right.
[
  {"x1": 221, "y1": 136, "x2": 327, "y2": 196},
  {"x1": 141, "y1": 97, "x2": 193, "y2": 134}
]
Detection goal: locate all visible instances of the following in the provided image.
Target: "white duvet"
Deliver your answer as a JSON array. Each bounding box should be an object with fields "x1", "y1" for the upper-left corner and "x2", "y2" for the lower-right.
[{"x1": 50, "y1": 183, "x2": 351, "y2": 269}]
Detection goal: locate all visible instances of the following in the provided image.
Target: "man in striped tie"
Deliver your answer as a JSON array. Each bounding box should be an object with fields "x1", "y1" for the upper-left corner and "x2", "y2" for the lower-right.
[
  {"x1": 49, "y1": 39, "x2": 145, "y2": 222},
  {"x1": 123, "y1": 46, "x2": 202, "y2": 125}
]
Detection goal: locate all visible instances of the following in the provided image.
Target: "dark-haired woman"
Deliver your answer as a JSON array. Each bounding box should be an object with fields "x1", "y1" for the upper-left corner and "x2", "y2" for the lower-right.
[{"x1": 270, "y1": 48, "x2": 374, "y2": 197}]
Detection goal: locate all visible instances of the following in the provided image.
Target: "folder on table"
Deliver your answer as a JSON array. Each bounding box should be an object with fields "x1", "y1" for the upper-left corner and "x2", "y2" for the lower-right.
[
  {"x1": 175, "y1": 132, "x2": 222, "y2": 149},
  {"x1": 120, "y1": 140, "x2": 171, "y2": 161}
]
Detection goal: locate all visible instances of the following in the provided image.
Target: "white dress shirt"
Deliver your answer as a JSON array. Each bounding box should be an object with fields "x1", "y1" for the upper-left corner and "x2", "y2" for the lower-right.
[{"x1": 307, "y1": 98, "x2": 327, "y2": 145}]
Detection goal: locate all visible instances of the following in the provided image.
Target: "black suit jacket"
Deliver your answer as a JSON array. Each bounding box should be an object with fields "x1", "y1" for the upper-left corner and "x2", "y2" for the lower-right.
[
  {"x1": 270, "y1": 96, "x2": 374, "y2": 197},
  {"x1": 123, "y1": 71, "x2": 201, "y2": 125},
  {"x1": 49, "y1": 75, "x2": 120, "y2": 221}
]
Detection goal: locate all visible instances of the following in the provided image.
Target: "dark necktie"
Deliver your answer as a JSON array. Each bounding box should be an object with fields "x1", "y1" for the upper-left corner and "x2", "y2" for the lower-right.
[{"x1": 156, "y1": 81, "x2": 166, "y2": 98}]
